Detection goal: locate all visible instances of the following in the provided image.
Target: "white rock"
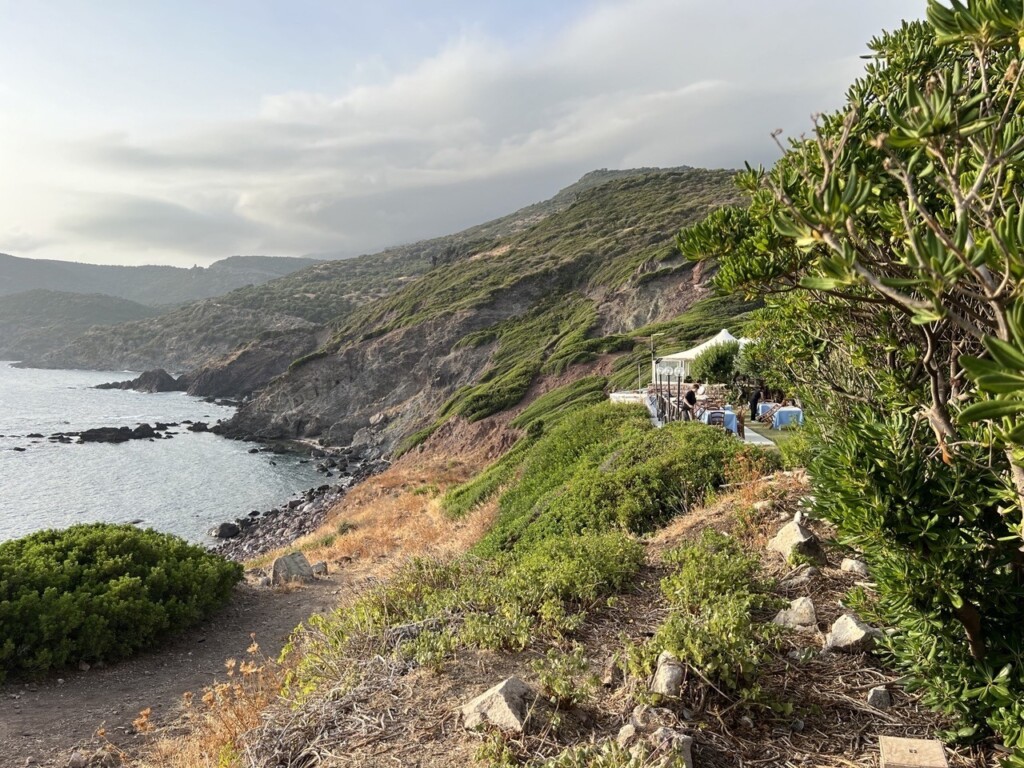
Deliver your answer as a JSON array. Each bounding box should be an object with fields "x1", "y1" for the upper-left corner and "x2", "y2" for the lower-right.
[
  {"x1": 650, "y1": 651, "x2": 685, "y2": 697},
  {"x1": 753, "y1": 500, "x2": 775, "y2": 513},
  {"x1": 825, "y1": 614, "x2": 882, "y2": 653},
  {"x1": 616, "y1": 723, "x2": 638, "y2": 747},
  {"x1": 772, "y1": 597, "x2": 817, "y2": 631},
  {"x1": 768, "y1": 520, "x2": 824, "y2": 563},
  {"x1": 648, "y1": 727, "x2": 694, "y2": 768},
  {"x1": 841, "y1": 558, "x2": 869, "y2": 577},
  {"x1": 867, "y1": 685, "x2": 891, "y2": 709},
  {"x1": 271, "y1": 552, "x2": 315, "y2": 585},
  {"x1": 461, "y1": 677, "x2": 534, "y2": 732}
]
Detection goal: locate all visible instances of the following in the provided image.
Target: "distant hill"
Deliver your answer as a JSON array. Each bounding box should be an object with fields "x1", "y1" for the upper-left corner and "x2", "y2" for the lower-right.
[
  {"x1": 0, "y1": 290, "x2": 162, "y2": 361},
  {"x1": 0, "y1": 254, "x2": 322, "y2": 307}
]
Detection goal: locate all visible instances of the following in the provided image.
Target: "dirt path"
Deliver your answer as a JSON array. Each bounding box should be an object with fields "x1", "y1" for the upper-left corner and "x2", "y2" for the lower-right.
[{"x1": 0, "y1": 576, "x2": 343, "y2": 767}]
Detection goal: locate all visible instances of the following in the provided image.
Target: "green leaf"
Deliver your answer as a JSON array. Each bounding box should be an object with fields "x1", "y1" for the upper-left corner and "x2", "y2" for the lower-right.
[{"x1": 960, "y1": 399, "x2": 1024, "y2": 421}]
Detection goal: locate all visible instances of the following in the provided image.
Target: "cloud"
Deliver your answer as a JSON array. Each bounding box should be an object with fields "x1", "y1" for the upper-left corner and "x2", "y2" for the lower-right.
[{"x1": 21, "y1": 0, "x2": 923, "y2": 265}]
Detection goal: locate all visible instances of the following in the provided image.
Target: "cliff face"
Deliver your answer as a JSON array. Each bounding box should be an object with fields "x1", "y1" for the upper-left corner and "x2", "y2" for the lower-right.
[{"x1": 224, "y1": 168, "x2": 742, "y2": 455}]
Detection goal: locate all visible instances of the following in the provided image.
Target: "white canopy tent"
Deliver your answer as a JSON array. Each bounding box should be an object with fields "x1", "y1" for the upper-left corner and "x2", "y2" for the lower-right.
[{"x1": 652, "y1": 329, "x2": 750, "y2": 383}]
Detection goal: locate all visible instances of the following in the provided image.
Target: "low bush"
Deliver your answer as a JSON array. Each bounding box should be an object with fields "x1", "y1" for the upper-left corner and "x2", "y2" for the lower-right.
[
  {"x1": 288, "y1": 531, "x2": 643, "y2": 692},
  {"x1": 0, "y1": 523, "x2": 243, "y2": 679},
  {"x1": 689, "y1": 340, "x2": 739, "y2": 384},
  {"x1": 629, "y1": 530, "x2": 776, "y2": 695}
]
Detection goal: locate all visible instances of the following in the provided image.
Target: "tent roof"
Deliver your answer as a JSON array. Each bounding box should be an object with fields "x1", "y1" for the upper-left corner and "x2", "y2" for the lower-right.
[{"x1": 659, "y1": 329, "x2": 748, "y2": 362}]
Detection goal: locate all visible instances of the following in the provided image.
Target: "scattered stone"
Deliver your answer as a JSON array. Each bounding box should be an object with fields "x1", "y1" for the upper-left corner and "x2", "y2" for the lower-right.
[
  {"x1": 12, "y1": 446, "x2": 26, "y2": 452},
  {"x1": 257, "y1": 576, "x2": 271, "y2": 588},
  {"x1": 616, "y1": 723, "x2": 638, "y2": 747},
  {"x1": 311, "y1": 561, "x2": 328, "y2": 576},
  {"x1": 753, "y1": 499, "x2": 775, "y2": 513},
  {"x1": 67, "y1": 752, "x2": 88, "y2": 768},
  {"x1": 77, "y1": 660, "x2": 90, "y2": 672},
  {"x1": 630, "y1": 704, "x2": 676, "y2": 731},
  {"x1": 601, "y1": 658, "x2": 621, "y2": 689},
  {"x1": 461, "y1": 677, "x2": 535, "y2": 732},
  {"x1": 867, "y1": 685, "x2": 892, "y2": 710},
  {"x1": 648, "y1": 727, "x2": 694, "y2": 767},
  {"x1": 825, "y1": 613, "x2": 882, "y2": 653},
  {"x1": 772, "y1": 596, "x2": 817, "y2": 631},
  {"x1": 841, "y1": 557, "x2": 869, "y2": 577},
  {"x1": 768, "y1": 519, "x2": 825, "y2": 564},
  {"x1": 186, "y1": 421, "x2": 209, "y2": 432},
  {"x1": 271, "y1": 552, "x2": 315, "y2": 585},
  {"x1": 650, "y1": 651, "x2": 685, "y2": 697},
  {"x1": 779, "y1": 565, "x2": 819, "y2": 589}
]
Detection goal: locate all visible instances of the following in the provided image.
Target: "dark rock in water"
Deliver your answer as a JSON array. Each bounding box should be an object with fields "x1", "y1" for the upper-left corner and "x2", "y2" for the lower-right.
[
  {"x1": 12, "y1": 446, "x2": 26, "y2": 452},
  {"x1": 26, "y1": 433, "x2": 44, "y2": 438},
  {"x1": 128, "y1": 519, "x2": 144, "y2": 525},
  {"x1": 79, "y1": 426, "x2": 134, "y2": 443},
  {"x1": 131, "y1": 423, "x2": 157, "y2": 439},
  {"x1": 248, "y1": 448, "x2": 259, "y2": 454},
  {"x1": 187, "y1": 421, "x2": 209, "y2": 432},
  {"x1": 212, "y1": 522, "x2": 240, "y2": 539},
  {"x1": 95, "y1": 368, "x2": 186, "y2": 393}
]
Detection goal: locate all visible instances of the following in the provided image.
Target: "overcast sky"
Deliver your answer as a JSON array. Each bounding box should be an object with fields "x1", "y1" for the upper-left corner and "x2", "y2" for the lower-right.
[{"x1": 0, "y1": 0, "x2": 924, "y2": 267}]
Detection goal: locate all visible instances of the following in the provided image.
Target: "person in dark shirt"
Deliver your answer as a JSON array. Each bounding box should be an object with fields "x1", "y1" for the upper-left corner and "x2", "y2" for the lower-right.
[
  {"x1": 683, "y1": 384, "x2": 698, "y2": 420},
  {"x1": 749, "y1": 387, "x2": 762, "y2": 420}
]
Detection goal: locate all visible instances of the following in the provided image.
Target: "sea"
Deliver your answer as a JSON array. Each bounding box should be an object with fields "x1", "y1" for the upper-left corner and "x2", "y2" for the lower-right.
[{"x1": 0, "y1": 361, "x2": 324, "y2": 544}]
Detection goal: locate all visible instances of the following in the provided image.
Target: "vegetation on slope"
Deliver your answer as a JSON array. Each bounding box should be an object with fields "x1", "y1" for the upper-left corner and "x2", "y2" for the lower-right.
[
  {"x1": 0, "y1": 524, "x2": 242, "y2": 681},
  {"x1": 0, "y1": 289, "x2": 162, "y2": 360}
]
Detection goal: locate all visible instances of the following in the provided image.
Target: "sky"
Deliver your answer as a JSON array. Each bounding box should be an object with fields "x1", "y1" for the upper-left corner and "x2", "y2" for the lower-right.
[{"x1": 0, "y1": 0, "x2": 925, "y2": 267}]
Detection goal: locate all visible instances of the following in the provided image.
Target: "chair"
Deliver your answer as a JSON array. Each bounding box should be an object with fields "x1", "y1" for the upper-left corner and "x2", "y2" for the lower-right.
[
  {"x1": 706, "y1": 410, "x2": 727, "y2": 429},
  {"x1": 759, "y1": 403, "x2": 783, "y2": 425}
]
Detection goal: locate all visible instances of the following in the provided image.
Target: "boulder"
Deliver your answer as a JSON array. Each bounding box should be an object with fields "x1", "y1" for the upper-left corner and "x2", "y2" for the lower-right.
[
  {"x1": 772, "y1": 597, "x2": 817, "y2": 631},
  {"x1": 841, "y1": 558, "x2": 869, "y2": 577},
  {"x1": 650, "y1": 651, "x2": 684, "y2": 697},
  {"x1": 311, "y1": 561, "x2": 328, "y2": 576},
  {"x1": 187, "y1": 421, "x2": 209, "y2": 432},
  {"x1": 461, "y1": 677, "x2": 535, "y2": 732},
  {"x1": 867, "y1": 685, "x2": 891, "y2": 709},
  {"x1": 768, "y1": 519, "x2": 825, "y2": 564},
  {"x1": 212, "y1": 522, "x2": 240, "y2": 539},
  {"x1": 825, "y1": 614, "x2": 882, "y2": 653},
  {"x1": 271, "y1": 552, "x2": 315, "y2": 585},
  {"x1": 67, "y1": 752, "x2": 88, "y2": 768},
  {"x1": 131, "y1": 423, "x2": 157, "y2": 439}
]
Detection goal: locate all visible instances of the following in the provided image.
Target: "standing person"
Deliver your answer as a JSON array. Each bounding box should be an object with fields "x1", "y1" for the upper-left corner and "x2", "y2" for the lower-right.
[
  {"x1": 684, "y1": 383, "x2": 699, "y2": 421},
  {"x1": 749, "y1": 387, "x2": 762, "y2": 421}
]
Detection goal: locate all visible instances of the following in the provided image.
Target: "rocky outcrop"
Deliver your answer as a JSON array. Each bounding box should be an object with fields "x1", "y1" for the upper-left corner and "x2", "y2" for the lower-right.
[
  {"x1": 95, "y1": 368, "x2": 185, "y2": 393},
  {"x1": 186, "y1": 327, "x2": 322, "y2": 399},
  {"x1": 271, "y1": 552, "x2": 315, "y2": 585},
  {"x1": 48, "y1": 423, "x2": 174, "y2": 443}
]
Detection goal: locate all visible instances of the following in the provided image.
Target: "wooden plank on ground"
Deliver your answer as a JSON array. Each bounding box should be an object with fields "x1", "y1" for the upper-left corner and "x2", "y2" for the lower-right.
[{"x1": 879, "y1": 736, "x2": 949, "y2": 768}]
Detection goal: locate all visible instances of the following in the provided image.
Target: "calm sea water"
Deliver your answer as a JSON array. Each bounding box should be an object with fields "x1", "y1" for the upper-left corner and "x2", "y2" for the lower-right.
[{"x1": 0, "y1": 362, "x2": 324, "y2": 544}]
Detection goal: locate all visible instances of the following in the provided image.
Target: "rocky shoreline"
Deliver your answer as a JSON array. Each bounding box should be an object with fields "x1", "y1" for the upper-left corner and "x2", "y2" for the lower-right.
[{"x1": 210, "y1": 444, "x2": 389, "y2": 562}]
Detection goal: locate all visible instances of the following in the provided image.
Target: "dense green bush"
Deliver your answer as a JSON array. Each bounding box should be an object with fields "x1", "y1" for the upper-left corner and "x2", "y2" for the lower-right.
[
  {"x1": 0, "y1": 524, "x2": 243, "y2": 679},
  {"x1": 479, "y1": 402, "x2": 777, "y2": 555},
  {"x1": 689, "y1": 340, "x2": 739, "y2": 384},
  {"x1": 814, "y1": 413, "x2": 1024, "y2": 747}
]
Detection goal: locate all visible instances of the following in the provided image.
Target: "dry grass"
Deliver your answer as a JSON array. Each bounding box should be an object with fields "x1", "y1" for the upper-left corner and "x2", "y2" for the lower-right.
[{"x1": 139, "y1": 638, "x2": 283, "y2": 768}]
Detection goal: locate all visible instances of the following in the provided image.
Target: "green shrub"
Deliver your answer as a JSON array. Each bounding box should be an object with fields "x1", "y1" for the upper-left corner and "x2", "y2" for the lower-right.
[
  {"x1": 814, "y1": 413, "x2": 1024, "y2": 747},
  {"x1": 777, "y1": 426, "x2": 815, "y2": 470},
  {"x1": 290, "y1": 532, "x2": 643, "y2": 693},
  {"x1": 530, "y1": 645, "x2": 596, "y2": 709},
  {"x1": 479, "y1": 403, "x2": 768, "y2": 556},
  {"x1": 689, "y1": 340, "x2": 739, "y2": 384},
  {"x1": 0, "y1": 524, "x2": 243, "y2": 679},
  {"x1": 630, "y1": 530, "x2": 776, "y2": 694}
]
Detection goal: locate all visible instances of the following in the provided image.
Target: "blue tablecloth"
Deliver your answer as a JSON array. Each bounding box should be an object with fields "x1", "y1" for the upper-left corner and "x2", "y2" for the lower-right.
[
  {"x1": 772, "y1": 406, "x2": 804, "y2": 429},
  {"x1": 758, "y1": 402, "x2": 778, "y2": 417},
  {"x1": 701, "y1": 409, "x2": 738, "y2": 434}
]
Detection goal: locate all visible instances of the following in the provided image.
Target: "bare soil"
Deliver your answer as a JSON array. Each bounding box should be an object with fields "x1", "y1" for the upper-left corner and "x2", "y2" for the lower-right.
[{"x1": 0, "y1": 576, "x2": 343, "y2": 767}]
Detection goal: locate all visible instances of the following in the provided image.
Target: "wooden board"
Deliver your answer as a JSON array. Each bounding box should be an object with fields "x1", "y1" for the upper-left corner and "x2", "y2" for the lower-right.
[{"x1": 879, "y1": 736, "x2": 948, "y2": 768}]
